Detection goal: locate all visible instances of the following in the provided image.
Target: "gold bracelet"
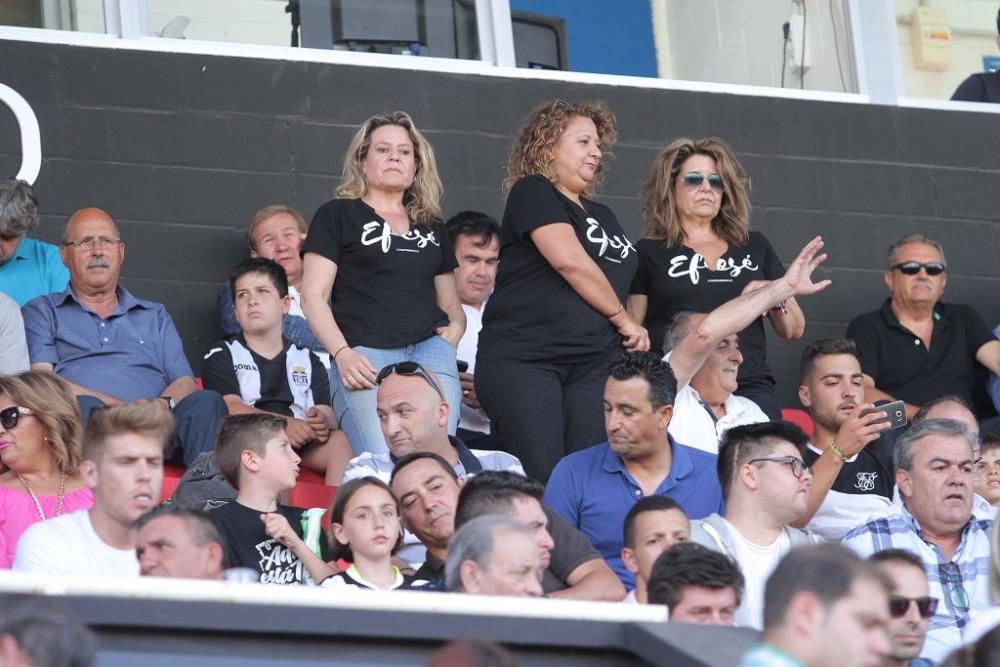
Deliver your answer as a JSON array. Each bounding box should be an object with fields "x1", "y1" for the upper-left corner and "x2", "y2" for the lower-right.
[
  {"x1": 608, "y1": 303, "x2": 624, "y2": 319},
  {"x1": 828, "y1": 440, "x2": 850, "y2": 462}
]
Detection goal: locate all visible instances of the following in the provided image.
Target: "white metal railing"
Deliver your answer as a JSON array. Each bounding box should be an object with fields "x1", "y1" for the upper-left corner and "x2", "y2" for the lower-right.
[{"x1": 0, "y1": 570, "x2": 667, "y2": 622}]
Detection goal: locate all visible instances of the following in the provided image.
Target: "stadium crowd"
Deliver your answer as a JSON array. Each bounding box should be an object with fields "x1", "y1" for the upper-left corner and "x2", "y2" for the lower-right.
[{"x1": 2, "y1": 96, "x2": 1000, "y2": 667}]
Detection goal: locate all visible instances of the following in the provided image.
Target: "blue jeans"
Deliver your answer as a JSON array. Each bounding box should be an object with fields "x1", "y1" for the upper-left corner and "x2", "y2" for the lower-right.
[
  {"x1": 77, "y1": 390, "x2": 227, "y2": 466},
  {"x1": 331, "y1": 335, "x2": 460, "y2": 455}
]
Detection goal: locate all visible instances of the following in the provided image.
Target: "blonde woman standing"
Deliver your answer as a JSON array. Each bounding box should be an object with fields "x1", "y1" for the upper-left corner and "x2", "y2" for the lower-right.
[{"x1": 301, "y1": 112, "x2": 465, "y2": 456}]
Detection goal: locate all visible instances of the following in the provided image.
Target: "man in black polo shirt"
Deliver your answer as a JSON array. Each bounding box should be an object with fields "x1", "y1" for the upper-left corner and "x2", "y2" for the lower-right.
[{"x1": 846, "y1": 234, "x2": 1000, "y2": 420}]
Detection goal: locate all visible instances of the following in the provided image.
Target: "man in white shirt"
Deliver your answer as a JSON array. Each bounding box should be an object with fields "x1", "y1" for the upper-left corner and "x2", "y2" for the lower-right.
[
  {"x1": 14, "y1": 403, "x2": 173, "y2": 576},
  {"x1": 445, "y1": 211, "x2": 500, "y2": 447},
  {"x1": 663, "y1": 313, "x2": 769, "y2": 454},
  {"x1": 690, "y1": 421, "x2": 822, "y2": 629},
  {"x1": 661, "y1": 235, "x2": 835, "y2": 454}
]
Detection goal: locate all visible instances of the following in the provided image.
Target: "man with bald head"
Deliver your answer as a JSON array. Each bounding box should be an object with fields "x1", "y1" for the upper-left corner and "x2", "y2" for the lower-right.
[
  {"x1": 343, "y1": 362, "x2": 522, "y2": 566},
  {"x1": 21, "y1": 207, "x2": 226, "y2": 464},
  {"x1": 343, "y1": 361, "x2": 523, "y2": 484}
]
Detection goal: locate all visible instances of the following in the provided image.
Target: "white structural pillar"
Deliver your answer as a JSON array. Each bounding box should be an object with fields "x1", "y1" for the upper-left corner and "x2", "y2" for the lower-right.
[
  {"x1": 847, "y1": 0, "x2": 904, "y2": 104},
  {"x1": 476, "y1": 0, "x2": 517, "y2": 67}
]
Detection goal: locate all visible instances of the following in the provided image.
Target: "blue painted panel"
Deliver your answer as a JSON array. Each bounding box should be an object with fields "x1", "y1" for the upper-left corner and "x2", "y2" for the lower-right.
[{"x1": 509, "y1": 0, "x2": 658, "y2": 77}]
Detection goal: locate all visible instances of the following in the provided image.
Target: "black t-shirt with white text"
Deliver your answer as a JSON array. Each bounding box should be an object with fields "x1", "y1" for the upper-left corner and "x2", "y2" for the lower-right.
[
  {"x1": 210, "y1": 501, "x2": 331, "y2": 585},
  {"x1": 803, "y1": 438, "x2": 895, "y2": 501},
  {"x1": 630, "y1": 231, "x2": 785, "y2": 384},
  {"x1": 478, "y1": 175, "x2": 638, "y2": 362},
  {"x1": 201, "y1": 336, "x2": 330, "y2": 416},
  {"x1": 303, "y1": 198, "x2": 457, "y2": 349}
]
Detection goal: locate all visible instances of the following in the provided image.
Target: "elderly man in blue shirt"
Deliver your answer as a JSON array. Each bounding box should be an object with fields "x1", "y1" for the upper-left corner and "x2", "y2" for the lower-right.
[
  {"x1": 21, "y1": 207, "x2": 226, "y2": 465},
  {"x1": 544, "y1": 236, "x2": 832, "y2": 588},
  {"x1": 0, "y1": 179, "x2": 69, "y2": 305}
]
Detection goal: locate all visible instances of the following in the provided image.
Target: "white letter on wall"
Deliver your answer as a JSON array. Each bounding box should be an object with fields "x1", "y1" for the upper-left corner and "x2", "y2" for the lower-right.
[{"x1": 0, "y1": 83, "x2": 42, "y2": 185}]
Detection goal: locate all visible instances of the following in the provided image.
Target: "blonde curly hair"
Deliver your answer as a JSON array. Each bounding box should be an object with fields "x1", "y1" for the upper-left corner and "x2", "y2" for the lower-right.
[
  {"x1": 503, "y1": 100, "x2": 617, "y2": 197},
  {"x1": 337, "y1": 111, "x2": 442, "y2": 226},
  {"x1": 0, "y1": 371, "x2": 83, "y2": 474},
  {"x1": 641, "y1": 137, "x2": 751, "y2": 247}
]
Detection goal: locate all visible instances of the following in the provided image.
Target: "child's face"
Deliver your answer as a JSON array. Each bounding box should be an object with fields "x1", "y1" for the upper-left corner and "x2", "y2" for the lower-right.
[
  {"x1": 332, "y1": 484, "x2": 401, "y2": 562},
  {"x1": 975, "y1": 447, "x2": 1000, "y2": 506},
  {"x1": 255, "y1": 431, "x2": 301, "y2": 493},
  {"x1": 233, "y1": 271, "x2": 289, "y2": 336}
]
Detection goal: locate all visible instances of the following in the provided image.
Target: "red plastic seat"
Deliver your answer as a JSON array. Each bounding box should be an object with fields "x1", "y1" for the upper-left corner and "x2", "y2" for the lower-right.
[
  {"x1": 160, "y1": 463, "x2": 186, "y2": 502},
  {"x1": 160, "y1": 459, "x2": 335, "y2": 517},
  {"x1": 288, "y1": 468, "x2": 336, "y2": 512},
  {"x1": 781, "y1": 408, "x2": 814, "y2": 437}
]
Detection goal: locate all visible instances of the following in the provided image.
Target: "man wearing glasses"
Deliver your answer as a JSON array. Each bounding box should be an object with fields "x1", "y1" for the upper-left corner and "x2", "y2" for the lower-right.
[
  {"x1": 689, "y1": 421, "x2": 822, "y2": 629},
  {"x1": 21, "y1": 207, "x2": 226, "y2": 466},
  {"x1": 847, "y1": 234, "x2": 1000, "y2": 421},
  {"x1": 870, "y1": 550, "x2": 937, "y2": 667},
  {"x1": 842, "y1": 419, "x2": 992, "y2": 662}
]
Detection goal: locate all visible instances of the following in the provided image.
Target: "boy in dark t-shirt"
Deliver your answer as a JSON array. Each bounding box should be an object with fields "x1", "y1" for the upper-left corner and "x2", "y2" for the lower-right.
[
  {"x1": 209, "y1": 413, "x2": 331, "y2": 584},
  {"x1": 203, "y1": 258, "x2": 344, "y2": 482}
]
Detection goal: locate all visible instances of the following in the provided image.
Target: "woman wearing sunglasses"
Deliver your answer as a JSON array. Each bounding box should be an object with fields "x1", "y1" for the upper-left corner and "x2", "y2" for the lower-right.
[
  {"x1": 301, "y1": 112, "x2": 465, "y2": 456},
  {"x1": 475, "y1": 100, "x2": 648, "y2": 481},
  {"x1": 0, "y1": 371, "x2": 91, "y2": 568},
  {"x1": 628, "y1": 137, "x2": 805, "y2": 420}
]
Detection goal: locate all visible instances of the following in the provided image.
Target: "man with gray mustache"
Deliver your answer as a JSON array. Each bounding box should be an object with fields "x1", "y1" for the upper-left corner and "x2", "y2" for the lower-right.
[{"x1": 21, "y1": 207, "x2": 226, "y2": 465}]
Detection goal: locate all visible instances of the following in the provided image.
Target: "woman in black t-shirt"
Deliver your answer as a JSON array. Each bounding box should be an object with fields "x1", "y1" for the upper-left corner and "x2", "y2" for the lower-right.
[
  {"x1": 301, "y1": 112, "x2": 465, "y2": 456},
  {"x1": 628, "y1": 137, "x2": 806, "y2": 419},
  {"x1": 476, "y1": 100, "x2": 648, "y2": 481}
]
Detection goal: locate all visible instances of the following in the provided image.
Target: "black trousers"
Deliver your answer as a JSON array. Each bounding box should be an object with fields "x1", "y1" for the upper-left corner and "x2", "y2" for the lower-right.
[{"x1": 475, "y1": 345, "x2": 618, "y2": 482}]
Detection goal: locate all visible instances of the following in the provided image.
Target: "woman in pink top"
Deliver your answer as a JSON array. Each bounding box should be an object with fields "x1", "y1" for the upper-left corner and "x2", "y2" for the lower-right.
[{"x1": 0, "y1": 371, "x2": 92, "y2": 568}]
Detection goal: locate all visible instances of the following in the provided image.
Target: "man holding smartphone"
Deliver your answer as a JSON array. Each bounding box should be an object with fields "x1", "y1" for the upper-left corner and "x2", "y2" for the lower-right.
[{"x1": 793, "y1": 337, "x2": 899, "y2": 540}]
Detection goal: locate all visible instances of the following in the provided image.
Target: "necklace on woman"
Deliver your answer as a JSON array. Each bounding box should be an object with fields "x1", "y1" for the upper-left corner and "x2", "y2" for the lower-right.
[{"x1": 16, "y1": 471, "x2": 67, "y2": 522}]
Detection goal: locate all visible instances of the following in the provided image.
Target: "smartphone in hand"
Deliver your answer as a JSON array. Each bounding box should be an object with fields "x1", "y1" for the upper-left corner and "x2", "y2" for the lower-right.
[{"x1": 861, "y1": 400, "x2": 907, "y2": 430}]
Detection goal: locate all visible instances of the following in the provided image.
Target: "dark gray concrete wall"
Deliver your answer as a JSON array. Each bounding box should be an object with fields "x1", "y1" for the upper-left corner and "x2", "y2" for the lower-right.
[{"x1": 2, "y1": 39, "x2": 998, "y2": 410}]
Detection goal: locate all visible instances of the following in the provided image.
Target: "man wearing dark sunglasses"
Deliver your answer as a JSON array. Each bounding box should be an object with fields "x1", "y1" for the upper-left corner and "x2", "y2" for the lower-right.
[
  {"x1": 847, "y1": 234, "x2": 1000, "y2": 423},
  {"x1": 870, "y1": 550, "x2": 936, "y2": 667}
]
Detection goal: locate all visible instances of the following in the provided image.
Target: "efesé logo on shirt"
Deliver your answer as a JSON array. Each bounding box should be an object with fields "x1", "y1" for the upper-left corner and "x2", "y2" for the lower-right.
[
  {"x1": 361, "y1": 221, "x2": 440, "y2": 254},
  {"x1": 585, "y1": 218, "x2": 635, "y2": 264},
  {"x1": 668, "y1": 252, "x2": 760, "y2": 285}
]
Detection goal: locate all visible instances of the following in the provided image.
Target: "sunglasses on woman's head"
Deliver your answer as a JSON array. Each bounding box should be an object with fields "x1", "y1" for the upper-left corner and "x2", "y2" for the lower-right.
[
  {"x1": 375, "y1": 361, "x2": 444, "y2": 400},
  {"x1": 0, "y1": 406, "x2": 35, "y2": 430},
  {"x1": 682, "y1": 172, "x2": 724, "y2": 190},
  {"x1": 888, "y1": 595, "x2": 938, "y2": 619}
]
